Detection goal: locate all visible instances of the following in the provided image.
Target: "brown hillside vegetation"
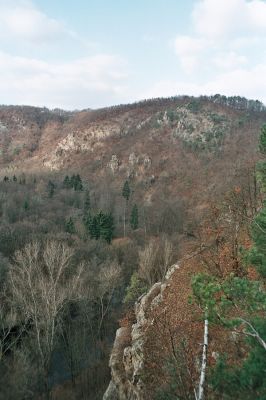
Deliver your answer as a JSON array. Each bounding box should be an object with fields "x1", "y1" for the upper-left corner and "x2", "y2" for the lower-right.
[{"x1": 0, "y1": 95, "x2": 265, "y2": 400}]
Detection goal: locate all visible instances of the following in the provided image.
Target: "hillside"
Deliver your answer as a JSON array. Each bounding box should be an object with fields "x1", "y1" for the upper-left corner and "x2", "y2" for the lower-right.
[
  {"x1": 0, "y1": 95, "x2": 266, "y2": 400},
  {"x1": 1, "y1": 95, "x2": 265, "y2": 212}
]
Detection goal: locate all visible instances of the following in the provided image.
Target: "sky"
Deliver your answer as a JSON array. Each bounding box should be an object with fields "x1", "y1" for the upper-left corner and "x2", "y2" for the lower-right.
[{"x1": 0, "y1": 0, "x2": 266, "y2": 109}]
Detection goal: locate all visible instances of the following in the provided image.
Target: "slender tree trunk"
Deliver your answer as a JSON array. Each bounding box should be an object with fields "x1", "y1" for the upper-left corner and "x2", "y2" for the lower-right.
[
  {"x1": 123, "y1": 203, "x2": 126, "y2": 237},
  {"x1": 198, "y1": 317, "x2": 208, "y2": 400}
]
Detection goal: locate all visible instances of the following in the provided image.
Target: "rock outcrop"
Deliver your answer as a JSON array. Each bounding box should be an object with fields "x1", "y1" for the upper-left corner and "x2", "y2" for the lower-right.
[{"x1": 103, "y1": 264, "x2": 179, "y2": 400}]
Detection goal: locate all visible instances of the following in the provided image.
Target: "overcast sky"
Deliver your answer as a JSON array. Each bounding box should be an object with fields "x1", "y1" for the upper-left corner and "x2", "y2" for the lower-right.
[{"x1": 0, "y1": 0, "x2": 266, "y2": 109}]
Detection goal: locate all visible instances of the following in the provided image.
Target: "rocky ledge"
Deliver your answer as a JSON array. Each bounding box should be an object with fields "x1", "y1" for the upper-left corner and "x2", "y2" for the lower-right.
[{"x1": 103, "y1": 263, "x2": 179, "y2": 400}]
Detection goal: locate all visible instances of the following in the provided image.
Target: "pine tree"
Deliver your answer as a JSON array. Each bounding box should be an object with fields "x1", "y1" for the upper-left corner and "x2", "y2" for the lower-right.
[
  {"x1": 65, "y1": 217, "x2": 75, "y2": 234},
  {"x1": 13, "y1": 175, "x2": 17, "y2": 182},
  {"x1": 122, "y1": 180, "x2": 131, "y2": 236},
  {"x1": 23, "y1": 199, "x2": 29, "y2": 211},
  {"x1": 130, "y1": 204, "x2": 139, "y2": 230},
  {"x1": 99, "y1": 212, "x2": 114, "y2": 244},
  {"x1": 92, "y1": 215, "x2": 100, "y2": 240},
  {"x1": 191, "y1": 124, "x2": 266, "y2": 399},
  {"x1": 47, "y1": 180, "x2": 55, "y2": 198},
  {"x1": 122, "y1": 180, "x2": 131, "y2": 201},
  {"x1": 63, "y1": 175, "x2": 71, "y2": 188},
  {"x1": 74, "y1": 174, "x2": 83, "y2": 191},
  {"x1": 84, "y1": 211, "x2": 114, "y2": 243},
  {"x1": 70, "y1": 175, "x2": 76, "y2": 189},
  {"x1": 83, "y1": 190, "x2": 91, "y2": 213},
  {"x1": 3, "y1": 176, "x2": 9, "y2": 182}
]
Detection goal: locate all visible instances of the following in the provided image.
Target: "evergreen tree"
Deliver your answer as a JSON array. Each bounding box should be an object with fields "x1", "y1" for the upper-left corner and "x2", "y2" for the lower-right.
[
  {"x1": 20, "y1": 174, "x2": 26, "y2": 184},
  {"x1": 70, "y1": 174, "x2": 83, "y2": 191},
  {"x1": 83, "y1": 211, "x2": 114, "y2": 243},
  {"x1": 91, "y1": 215, "x2": 100, "y2": 240},
  {"x1": 47, "y1": 180, "x2": 55, "y2": 198},
  {"x1": 23, "y1": 199, "x2": 29, "y2": 211},
  {"x1": 99, "y1": 212, "x2": 114, "y2": 244},
  {"x1": 122, "y1": 180, "x2": 131, "y2": 236},
  {"x1": 130, "y1": 204, "x2": 139, "y2": 230},
  {"x1": 83, "y1": 190, "x2": 91, "y2": 213},
  {"x1": 63, "y1": 175, "x2": 71, "y2": 188},
  {"x1": 3, "y1": 176, "x2": 9, "y2": 182},
  {"x1": 12, "y1": 175, "x2": 17, "y2": 182},
  {"x1": 122, "y1": 180, "x2": 131, "y2": 201},
  {"x1": 65, "y1": 217, "x2": 75, "y2": 234},
  {"x1": 70, "y1": 175, "x2": 76, "y2": 189},
  {"x1": 191, "y1": 124, "x2": 266, "y2": 399}
]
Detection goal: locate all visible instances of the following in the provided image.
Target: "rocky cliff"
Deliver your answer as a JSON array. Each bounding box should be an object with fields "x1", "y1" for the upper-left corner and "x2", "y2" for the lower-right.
[{"x1": 103, "y1": 264, "x2": 179, "y2": 400}]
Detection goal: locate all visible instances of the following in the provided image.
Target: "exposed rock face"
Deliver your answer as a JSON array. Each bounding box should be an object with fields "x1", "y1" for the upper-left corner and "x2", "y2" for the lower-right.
[
  {"x1": 103, "y1": 264, "x2": 179, "y2": 400},
  {"x1": 108, "y1": 155, "x2": 120, "y2": 173}
]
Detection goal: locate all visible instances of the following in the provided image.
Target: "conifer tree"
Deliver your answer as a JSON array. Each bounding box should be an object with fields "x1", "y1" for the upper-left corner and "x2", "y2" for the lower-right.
[
  {"x1": 13, "y1": 175, "x2": 17, "y2": 182},
  {"x1": 74, "y1": 174, "x2": 83, "y2": 191},
  {"x1": 130, "y1": 204, "x2": 139, "y2": 230},
  {"x1": 122, "y1": 180, "x2": 131, "y2": 201},
  {"x1": 65, "y1": 217, "x2": 75, "y2": 234},
  {"x1": 47, "y1": 180, "x2": 55, "y2": 198},
  {"x1": 23, "y1": 199, "x2": 29, "y2": 211},
  {"x1": 191, "y1": 124, "x2": 266, "y2": 399},
  {"x1": 122, "y1": 180, "x2": 131, "y2": 236},
  {"x1": 63, "y1": 175, "x2": 71, "y2": 188},
  {"x1": 83, "y1": 211, "x2": 114, "y2": 243},
  {"x1": 70, "y1": 174, "x2": 83, "y2": 191},
  {"x1": 99, "y1": 212, "x2": 114, "y2": 244},
  {"x1": 83, "y1": 190, "x2": 91, "y2": 213}
]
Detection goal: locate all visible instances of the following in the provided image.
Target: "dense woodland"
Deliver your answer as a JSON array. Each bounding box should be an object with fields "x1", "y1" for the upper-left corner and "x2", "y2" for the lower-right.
[
  {"x1": 0, "y1": 96, "x2": 266, "y2": 399},
  {"x1": 0, "y1": 168, "x2": 182, "y2": 399}
]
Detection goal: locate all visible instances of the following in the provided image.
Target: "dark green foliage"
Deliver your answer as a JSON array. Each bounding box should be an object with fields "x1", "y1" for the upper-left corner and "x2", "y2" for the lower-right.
[
  {"x1": 70, "y1": 174, "x2": 83, "y2": 191},
  {"x1": 123, "y1": 272, "x2": 147, "y2": 305},
  {"x1": 63, "y1": 175, "x2": 71, "y2": 188},
  {"x1": 65, "y1": 217, "x2": 75, "y2": 234},
  {"x1": 3, "y1": 176, "x2": 9, "y2": 182},
  {"x1": 130, "y1": 204, "x2": 139, "y2": 230},
  {"x1": 19, "y1": 175, "x2": 26, "y2": 184},
  {"x1": 23, "y1": 199, "x2": 29, "y2": 211},
  {"x1": 211, "y1": 320, "x2": 266, "y2": 399},
  {"x1": 98, "y1": 212, "x2": 114, "y2": 244},
  {"x1": 259, "y1": 124, "x2": 266, "y2": 154},
  {"x1": 191, "y1": 124, "x2": 266, "y2": 399},
  {"x1": 12, "y1": 175, "x2": 17, "y2": 182},
  {"x1": 84, "y1": 211, "x2": 114, "y2": 243},
  {"x1": 187, "y1": 100, "x2": 200, "y2": 113},
  {"x1": 166, "y1": 109, "x2": 176, "y2": 122},
  {"x1": 84, "y1": 212, "x2": 98, "y2": 239},
  {"x1": 47, "y1": 180, "x2": 55, "y2": 198},
  {"x1": 248, "y1": 207, "x2": 266, "y2": 277},
  {"x1": 83, "y1": 190, "x2": 91, "y2": 213},
  {"x1": 122, "y1": 180, "x2": 130, "y2": 201}
]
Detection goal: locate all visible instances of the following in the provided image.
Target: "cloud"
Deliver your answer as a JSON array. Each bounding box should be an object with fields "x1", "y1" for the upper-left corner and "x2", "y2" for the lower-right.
[
  {"x1": 192, "y1": 0, "x2": 266, "y2": 38},
  {"x1": 170, "y1": 0, "x2": 266, "y2": 105},
  {"x1": 212, "y1": 51, "x2": 247, "y2": 70},
  {"x1": 0, "y1": 0, "x2": 69, "y2": 44},
  {"x1": 0, "y1": 51, "x2": 129, "y2": 109},
  {"x1": 174, "y1": 35, "x2": 208, "y2": 73},
  {"x1": 144, "y1": 63, "x2": 266, "y2": 104}
]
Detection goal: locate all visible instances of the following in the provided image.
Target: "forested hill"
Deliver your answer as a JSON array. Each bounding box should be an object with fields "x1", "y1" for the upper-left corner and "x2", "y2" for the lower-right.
[
  {"x1": 0, "y1": 94, "x2": 265, "y2": 173},
  {"x1": 0, "y1": 95, "x2": 266, "y2": 400}
]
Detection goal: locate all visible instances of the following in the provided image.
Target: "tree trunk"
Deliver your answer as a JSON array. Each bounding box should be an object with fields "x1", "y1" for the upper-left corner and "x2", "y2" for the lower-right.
[{"x1": 198, "y1": 317, "x2": 208, "y2": 400}]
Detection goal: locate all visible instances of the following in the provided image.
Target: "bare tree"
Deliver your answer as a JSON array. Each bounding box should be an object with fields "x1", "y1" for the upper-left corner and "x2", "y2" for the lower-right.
[
  {"x1": 8, "y1": 240, "x2": 85, "y2": 399},
  {"x1": 138, "y1": 240, "x2": 159, "y2": 286},
  {"x1": 159, "y1": 235, "x2": 175, "y2": 279},
  {"x1": 197, "y1": 316, "x2": 208, "y2": 400},
  {"x1": 96, "y1": 260, "x2": 121, "y2": 336}
]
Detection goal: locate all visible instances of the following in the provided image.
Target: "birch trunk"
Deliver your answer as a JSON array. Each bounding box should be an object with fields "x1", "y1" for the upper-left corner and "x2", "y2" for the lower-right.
[{"x1": 197, "y1": 317, "x2": 208, "y2": 400}]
